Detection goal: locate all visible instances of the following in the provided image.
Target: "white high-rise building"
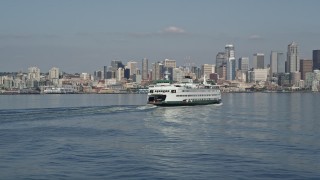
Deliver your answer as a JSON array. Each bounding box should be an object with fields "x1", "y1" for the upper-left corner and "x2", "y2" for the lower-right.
[
  {"x1": 225, "y1": 44, "x2": 236, "y2": 80},
  {"x1": 28, "y1": 67, "x2": 40, "y2": 81},
  {"x1": 287, "y1": 42, "x2": 299, "y2": 73},
  {"x1": 127, "y1": 61, "x2": 138, "y2": 76},
  {"x1": 49, "y1": 67, "x2": 59, "y2": 79},
  {"x1": 225, "y1": 44, "x2": 235, "y2": 59}
]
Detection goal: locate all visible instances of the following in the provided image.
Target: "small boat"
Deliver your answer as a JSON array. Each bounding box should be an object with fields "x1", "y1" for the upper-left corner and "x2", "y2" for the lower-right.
[{"x1": 147, "y1": 76, "x2": 222, "y2": 106}]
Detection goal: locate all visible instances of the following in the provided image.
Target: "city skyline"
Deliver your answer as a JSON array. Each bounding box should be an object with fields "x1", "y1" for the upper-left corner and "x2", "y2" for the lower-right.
[{"x1": 1, "y1": 0, "x2": 320, "y2": 73}]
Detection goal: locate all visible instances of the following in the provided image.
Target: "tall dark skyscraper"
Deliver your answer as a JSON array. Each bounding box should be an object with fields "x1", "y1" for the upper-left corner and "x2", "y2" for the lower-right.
[
  {"x1": 103, "y1": 66, "x2": 108, "y2": 79},
  {"x1": 313, "y1": 50, "x2": 320, "y2": 70}
]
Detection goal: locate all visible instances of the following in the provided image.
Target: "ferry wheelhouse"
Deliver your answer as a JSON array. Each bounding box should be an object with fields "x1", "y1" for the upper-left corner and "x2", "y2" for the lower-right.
[{"x1": 147, "y1": 77, "x2": 221, "y2": 106}]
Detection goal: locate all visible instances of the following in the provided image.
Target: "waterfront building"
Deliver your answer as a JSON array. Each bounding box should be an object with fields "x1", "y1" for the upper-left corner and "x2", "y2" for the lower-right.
[
  {"x1": 300, "y1": 59, "x2": 313, "y2": 80},
  {"x1": 306, "y1": 70, "x2": 320, "y2": 91},
  {"x1": 305, "y1": 72, "x2": 314, "y2": 89},
  {"x1": 287, "y1": 42, "x2": 299, "y2": 73},
  {"x1": 49, "y1": 67, "x2": 59, "y2": 79},
  {"x1": 80, "y1": 73, "x2": 91, "y2": 81},
  {"x1": 142, "y1": 58, "x2": 148, "y2": 80},
  {"x1": 313, "y1": 50, "x2": 320, "y2": 70},
  {"x1": 253, "y1": 53, "x2": 264, "y2": 69},
  {"x1": 28, "y1": 67, "x2": 40, "y2": 81},
  {"x1": 49, "y1": 67, "x2": 60, "y2": 86},
  {"x1": 209, "y1": 73, "x2": 219, "y2": 82},
  {"x1": 202, "y1": 64, "x2": 215, "y2": 78},
  {"x1": 105, "y1": 78, "x2": 117, "y2": 86},
  {"x1": 278, "y1": 73, "x2": 291, "y2": 87},
  {"x1": 225, "y1": 44, "x2": 236, "y2": 80},
  {"x1": 290, "y1": 71, "x2": 301, "y2": 86},
  {"x1": 0, "y1": 76, "x2": 4, "y2": 85},
  {"x1": 252, "y1": 68, "x2": 269, "y2": 82},
  {"x1": 235, "y1": 69, "x2": 247, "y2": 82},
  {"x1": 247, "y1": 70, "x2": 254, "y2": 83},
  {"x1": 13, "y1": 78, "x2": 26, "y2": 89},
  {"x1": 1, "y1": 76, "x2": 14, "y2": 89}
]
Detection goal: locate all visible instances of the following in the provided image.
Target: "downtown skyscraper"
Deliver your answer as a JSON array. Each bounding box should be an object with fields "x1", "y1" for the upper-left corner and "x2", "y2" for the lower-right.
[
  {"x1": 300, "y1": 59, "x2": 313, "y2": 80},
  {"x1": 127, "y1": 61, "x2": 138, "y2": 76},
  {"x1": 216, "y1": 52, "x2": 227, "y2": 80},
  {"x1": 253, "y1": 53, "x2": 264, "y2": 69},
  {"x1": 287, "y1": 42, "x2": 299, "y2": 73},
  {"x1": 142, "y1": 58, "x2": 148, "y2": 80},
  {"x1": 270, "y1": 51, "x2": 285, "y2": 76},
  {"x1": 225, "y1": 44, "x2": 236, "y2": 80},
  {"x1": 238, "y1": 57, "x2": 249, "y2": 72},
  {"x1": 313, "y1": 50, "x2": 320, "y2": 70}
]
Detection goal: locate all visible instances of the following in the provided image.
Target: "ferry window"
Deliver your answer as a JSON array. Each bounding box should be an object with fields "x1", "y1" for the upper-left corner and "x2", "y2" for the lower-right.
[
  {"x1": 150, "y1": 90, "x2": 153, "y2": 93},
  {"x1": 171, "y1": 90, "x2": 176, "y2": 93}
]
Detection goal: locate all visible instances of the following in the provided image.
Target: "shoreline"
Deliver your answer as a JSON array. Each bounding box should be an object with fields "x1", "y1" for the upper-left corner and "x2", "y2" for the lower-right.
[{"x1": 0, "y1": 91, "x2": 318, "y2": 95}]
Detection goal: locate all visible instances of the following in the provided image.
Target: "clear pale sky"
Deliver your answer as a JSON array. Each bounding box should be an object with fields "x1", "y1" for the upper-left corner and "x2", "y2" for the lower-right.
[{"x1": 1, "y1": 0, "x2": 320, "y2": 73}]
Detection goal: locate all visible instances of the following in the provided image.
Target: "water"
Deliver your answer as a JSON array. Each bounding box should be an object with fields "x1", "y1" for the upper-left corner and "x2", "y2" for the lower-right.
[{"x1": 0, "y1": 93, "x2": 319, "y2": 179}]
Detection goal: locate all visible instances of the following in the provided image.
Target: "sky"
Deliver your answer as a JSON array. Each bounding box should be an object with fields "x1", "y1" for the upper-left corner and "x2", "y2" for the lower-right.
[{"x1": 1, "y1": 0, "x2": 320, "y2": 73}]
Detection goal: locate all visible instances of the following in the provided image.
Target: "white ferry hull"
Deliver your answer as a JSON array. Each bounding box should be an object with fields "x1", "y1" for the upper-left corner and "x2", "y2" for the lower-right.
[{"x1": 148, "y1": 98, "x2": 221, "y2": 106}]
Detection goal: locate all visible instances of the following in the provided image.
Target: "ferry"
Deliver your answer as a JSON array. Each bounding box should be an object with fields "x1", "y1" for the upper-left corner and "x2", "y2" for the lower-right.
[
  {"x1": 43, "y1": 87, "x2": 77, "y2": 94},
  {"x1": 147, "y1": 76, "x2": 221, "y2": 106}
]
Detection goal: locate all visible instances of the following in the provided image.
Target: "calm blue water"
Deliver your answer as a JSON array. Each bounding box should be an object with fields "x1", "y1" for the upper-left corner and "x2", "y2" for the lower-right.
[{"x1": 0, "y1": 93, "x2": 319, "y2": 179}]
